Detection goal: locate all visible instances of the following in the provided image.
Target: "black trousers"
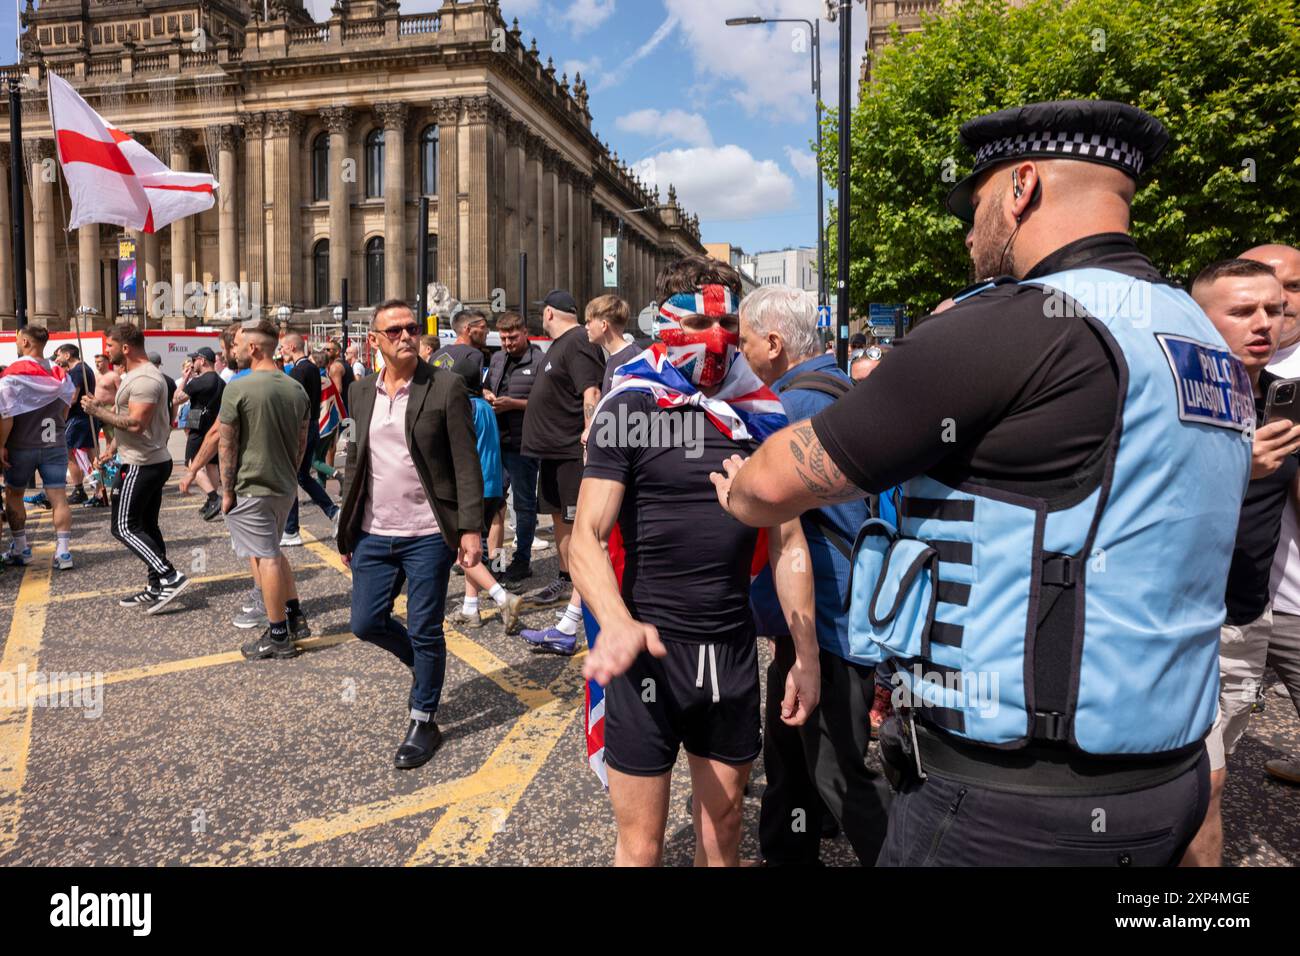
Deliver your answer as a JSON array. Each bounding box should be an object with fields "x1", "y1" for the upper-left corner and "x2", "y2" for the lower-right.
[
  {"x1": 876, "y1": 748, "x2": 1210, "y2": 866},
  {"x1": 110, "y1": 460, "x2": 176, "y2": 588},
  {"x1": 759, "y1": 639, "x2": 893, "y2": 865}
]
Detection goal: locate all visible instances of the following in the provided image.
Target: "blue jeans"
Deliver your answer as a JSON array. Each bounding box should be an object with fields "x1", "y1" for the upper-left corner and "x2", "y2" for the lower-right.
[
  {"x1": 350, "y1": 531, "x2": 455, "y2": 719},
  {"x1": 285, "y1": 430, "x2": 337, "y2": 535},
  {"x1": 503, "y1": 450, "x2": 539, "y2": 564}
]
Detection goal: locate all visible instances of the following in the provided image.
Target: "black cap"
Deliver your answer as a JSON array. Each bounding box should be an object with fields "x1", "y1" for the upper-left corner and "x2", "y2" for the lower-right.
[
  {"x1": 537, "y1": 289, "x2": 578, "y2": 315},
  {"x1": 193, "y1": 347, "x2": 216, "y2": 363},
  {"x1": 148, "y1": 351, "x2": 163, "y2": 365},
  {"x1": 945, "y1": 99, "x2": 1170, "y2": 224}
]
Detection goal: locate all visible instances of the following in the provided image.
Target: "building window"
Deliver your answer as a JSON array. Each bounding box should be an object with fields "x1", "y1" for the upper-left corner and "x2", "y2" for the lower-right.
[
  {"x1": 311, "y1": 132, "x2": 329, "y2": 203},
  {"x1": 419, "y1": 125, "x2": 439, "y2": 195},
  {"x1": 365, "y1": 237, "x2": 384, "y2": 306},
  {"x1": 365, "y1": 128, "x2": 385, "y2": 199},
  {"x1": 313, "y1": 240, "x2": 330, "y2": 308},
  {"x1": 424, "y1": 236, "x2": 438, "y2": 285}
]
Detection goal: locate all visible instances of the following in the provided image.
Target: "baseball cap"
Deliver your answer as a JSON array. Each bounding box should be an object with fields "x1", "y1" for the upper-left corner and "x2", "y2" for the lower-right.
[
  {"x1": 148, "y1": 352, "x2": 162, "y2": 366},
  {"x1": 193, "y1": 347, "x2": 217, "y2": 363},
  {"x1": 537, "y1": 289, "x2": 577, "y2": 315}
]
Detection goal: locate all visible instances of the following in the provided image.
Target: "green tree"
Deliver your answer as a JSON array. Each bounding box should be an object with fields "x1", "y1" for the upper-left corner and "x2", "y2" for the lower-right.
[{"x1": 820, "y1": 0, "x2": 1300, "y2": 316}]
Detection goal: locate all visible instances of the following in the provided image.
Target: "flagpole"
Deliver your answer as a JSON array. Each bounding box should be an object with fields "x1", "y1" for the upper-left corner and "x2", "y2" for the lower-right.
[{"x1": 9, "y1": 77, "x2": 27, "y2": 330}]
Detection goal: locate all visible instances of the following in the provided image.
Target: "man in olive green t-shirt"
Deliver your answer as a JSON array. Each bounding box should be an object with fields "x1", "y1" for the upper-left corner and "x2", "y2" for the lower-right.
[{"x1": 219, "y1": 319, "x2": 312, "y2": 661}]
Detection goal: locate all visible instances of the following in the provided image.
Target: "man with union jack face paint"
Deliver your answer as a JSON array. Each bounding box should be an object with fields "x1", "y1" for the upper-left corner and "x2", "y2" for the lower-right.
[{"x1": 571, "y1": 255, "x2": 819, "y2": 867}]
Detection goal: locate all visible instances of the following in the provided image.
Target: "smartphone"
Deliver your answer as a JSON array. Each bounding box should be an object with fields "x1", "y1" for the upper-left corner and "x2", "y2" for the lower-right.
[{"x1": 1264, "y1": 377, "x2": 1300, "y2": 425}]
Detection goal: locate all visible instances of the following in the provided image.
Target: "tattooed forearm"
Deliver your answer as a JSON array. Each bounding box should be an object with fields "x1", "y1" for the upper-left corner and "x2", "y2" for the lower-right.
[
  {"x1": 218, "y1": 422, "x2": 240, "y2": 495},
  {"x1": 789, "y1": 424, "x2": 854, "y2": 502}
]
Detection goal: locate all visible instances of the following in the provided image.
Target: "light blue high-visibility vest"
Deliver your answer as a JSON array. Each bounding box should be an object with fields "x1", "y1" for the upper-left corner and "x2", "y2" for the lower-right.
[{"x1": 846, "y1": 267, "x2": 1252, "y2": 755}]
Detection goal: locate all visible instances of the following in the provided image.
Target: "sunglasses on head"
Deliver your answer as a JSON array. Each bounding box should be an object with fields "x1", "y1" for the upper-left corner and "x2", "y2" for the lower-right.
[{"x1": 375, "y1": 323, "x2": 421, "y2": 341}]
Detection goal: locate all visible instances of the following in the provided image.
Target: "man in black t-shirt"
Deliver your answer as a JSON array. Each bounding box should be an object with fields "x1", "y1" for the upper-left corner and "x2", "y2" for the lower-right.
[
  {"x1": 518, "y1": 290, "x2": 606, "y2": 649},
  {"x1": 174, "y1": 347, "x2": 225, "y2": 520},
  {"x1": 1185, "y1": 259, "x2": 1299, "y2": 865},
  {"x1": 573, "y1": 257, "x2": 817, "y2": 866},
  {"x1": 148, "y1": 352, "x2": 177, "y2": 426},
  {"x1": 54, "y1": 344, "x2": 96, "y2": 504},
  {"x1": 281, "y1": 333, "x2": 339, "y2": 545},
  {"x1": 432, "y1": 310, "x2": 488, "y2": 396}
]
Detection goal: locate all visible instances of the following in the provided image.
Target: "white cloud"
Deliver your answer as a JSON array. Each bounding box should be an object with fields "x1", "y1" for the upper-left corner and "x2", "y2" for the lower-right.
[
  {"x1": 561, "y1": 0, "x2": 616, "y2": 36},
  {"x1": 664, "y1": 0, "x2": 867, "y2": 123},
  {"x1": 637, "y1": 145, "x2": 796, "y2": 222},
  {"x1": 784, "y1": 144, "x2": 818, "y2": 180},
  {"x1": 616, "y1": 109, "x2": 714, "y2": 149},
  {"x1": 593, "y1": 14, "x2": 679, "y2": 92},
  {"x1": 562, "y1": 56, "x2": 604, "y2": 87}
]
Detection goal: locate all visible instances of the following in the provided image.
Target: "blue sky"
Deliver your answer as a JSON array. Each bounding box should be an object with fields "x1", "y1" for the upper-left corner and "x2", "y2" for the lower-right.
[{"x1": 4, "y1": 0, "x2": 868, "y2": 254}]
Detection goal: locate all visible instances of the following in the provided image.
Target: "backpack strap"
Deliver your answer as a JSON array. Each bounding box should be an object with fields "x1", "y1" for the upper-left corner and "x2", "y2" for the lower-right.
[{"x1": 778, "y1": 370, "x2": 853, "y2": 400}]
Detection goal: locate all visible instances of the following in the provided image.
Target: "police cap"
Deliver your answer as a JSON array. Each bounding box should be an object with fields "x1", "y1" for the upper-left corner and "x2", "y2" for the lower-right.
[{"x1": 945, "y1": 99, "x2": 1170, "y2": 224}]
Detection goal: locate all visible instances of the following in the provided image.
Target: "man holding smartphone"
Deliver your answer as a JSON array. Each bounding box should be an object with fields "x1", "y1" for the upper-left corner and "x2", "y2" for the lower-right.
[{"x1": 1182, "y1": 258, "x2": 1299, "y2": 864}]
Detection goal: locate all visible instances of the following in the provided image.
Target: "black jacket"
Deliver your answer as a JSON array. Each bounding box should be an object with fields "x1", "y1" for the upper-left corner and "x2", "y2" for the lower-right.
[{"x1": 336, "y1": 359, "x2": 483, "y2": 555}]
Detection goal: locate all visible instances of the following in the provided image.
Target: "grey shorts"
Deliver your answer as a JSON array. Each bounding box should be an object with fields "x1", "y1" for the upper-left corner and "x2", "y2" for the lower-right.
[{"x1": 224, "y1": 494, "x2": 295, "y2": 559}]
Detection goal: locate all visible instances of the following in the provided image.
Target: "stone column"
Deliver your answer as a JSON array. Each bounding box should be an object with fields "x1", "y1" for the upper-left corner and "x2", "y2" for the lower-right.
[
  {"x1": 216, "y1": 124, "x2": 240, "y2": 316},
  {"x1": 266, "y1": 110, "x2": 304, "y2": 308},
  {"x1": 524, "y1": 133, "x2": 542, "y2": 311},
  {"x1": 540, "y1": 148, "x2": 557, "y2": 294},
  {"x1": 168, "y1": 129, "x2": 196, "y2": 320},
  {"x1": 319, "y1": 106, "x2": 353, "y2": 305},
  {"x1": 78, "y1": 222, "x2": 100, "y2": 322},
  {"x1": 31, "y1": 139, "x2": 57, "y2": 326},
  {"x1": 434, "y1": 98, "x2": 461, "y2": 299},
  {"x1": 0, "y1": 144, "x2": 12, "y2": 326},
  {"x1": 462, "y1": 96, "x2": 499, "y2": 306},
  {"x1": 241, "y1": 113, "x2": 267, "y2": 317},
  {"x1": 376, "y1": 101, "x2": 409, "y2": 301},
  {"x1": 503, "y1": 120, "x2": 524, "y2": 312},
  {"x1": 590, "y1": 203, "x2": 603, "y2": 303},
  {"x1": 557, "y1": 165, "x2": 572, "y2": 295}
]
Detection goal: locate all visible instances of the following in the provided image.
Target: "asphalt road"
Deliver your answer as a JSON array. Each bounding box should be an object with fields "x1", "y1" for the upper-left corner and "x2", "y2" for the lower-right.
[{"x1": 0, "y1": 447, "x2": 1295, "y2": 866}]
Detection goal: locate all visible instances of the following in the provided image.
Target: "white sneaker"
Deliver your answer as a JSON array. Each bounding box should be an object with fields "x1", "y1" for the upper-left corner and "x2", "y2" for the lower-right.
[
  {"x1": 280, "y1": 532, "x2": 303, "y2": 547},
  {"x1": 531, "y1": 537, "x2": 550, "y2": 552},
  {"x1": 54, "y1": 552, "x2": 73, "y2": 571}
]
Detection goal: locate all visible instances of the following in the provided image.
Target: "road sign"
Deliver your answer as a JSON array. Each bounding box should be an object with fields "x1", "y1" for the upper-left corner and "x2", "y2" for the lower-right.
[
  {"x1": 817, "y1": 305, "x2": 832, "y2": 329},
  {"x1": 869, "y1": 303, "x2": 905, "y2": 333}
]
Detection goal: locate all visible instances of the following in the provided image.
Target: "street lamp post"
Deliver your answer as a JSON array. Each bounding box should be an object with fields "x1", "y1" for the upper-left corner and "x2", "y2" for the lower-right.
[{"x1": 725, "y1": 14, "x2": 826, "y2": 308}]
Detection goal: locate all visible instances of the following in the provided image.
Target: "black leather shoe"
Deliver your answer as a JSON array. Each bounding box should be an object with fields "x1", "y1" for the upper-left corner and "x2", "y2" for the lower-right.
[{"x1": 394, "y1": 719, "x2": 442, "y2": 769}]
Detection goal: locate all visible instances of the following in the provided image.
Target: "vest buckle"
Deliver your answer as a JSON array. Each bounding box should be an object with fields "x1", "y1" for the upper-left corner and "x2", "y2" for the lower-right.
[
  {"x1": 1032, "y1": 711, "x2": 1070, "y2": 742},
  {"x1": 1041, "y1": 555, "x2": 1076, "y2": 588}
]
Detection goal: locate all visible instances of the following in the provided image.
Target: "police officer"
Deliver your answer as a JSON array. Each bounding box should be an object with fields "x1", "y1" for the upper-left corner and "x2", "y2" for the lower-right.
[{"x1": 709, "y1": 100, "x2": 1252, "y2": 865}]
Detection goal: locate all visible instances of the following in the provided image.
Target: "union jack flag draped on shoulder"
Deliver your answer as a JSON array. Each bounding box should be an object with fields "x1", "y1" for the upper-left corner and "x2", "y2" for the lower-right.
[{"x1": 596, "y1": 343, "x2": 788, "y2": 444}]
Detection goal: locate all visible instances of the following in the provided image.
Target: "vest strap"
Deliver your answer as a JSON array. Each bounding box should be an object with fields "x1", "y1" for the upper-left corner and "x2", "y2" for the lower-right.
[
  {"x1": 931, "y1": 620, "x2": 964, "y2": 648},
  {"x1": 1032, "y1": 711, "x2": 1071, "y2": 743}
]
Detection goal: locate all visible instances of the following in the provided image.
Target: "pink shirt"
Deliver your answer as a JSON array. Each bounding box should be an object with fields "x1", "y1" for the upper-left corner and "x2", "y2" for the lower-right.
[{"x1": 361, "y1": 369, "x2": 440, "y2": 538}]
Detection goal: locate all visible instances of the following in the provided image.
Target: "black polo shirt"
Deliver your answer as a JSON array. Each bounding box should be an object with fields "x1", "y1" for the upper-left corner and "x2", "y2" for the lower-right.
[{"x1": 486, "y1": 342, "x2": 544, "y2": 454}]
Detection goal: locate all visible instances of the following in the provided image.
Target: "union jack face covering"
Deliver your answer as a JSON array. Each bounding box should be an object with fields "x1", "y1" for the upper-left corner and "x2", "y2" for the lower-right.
[{"x1": 656, "y1": 284, "x2": 741, "y2": 388}]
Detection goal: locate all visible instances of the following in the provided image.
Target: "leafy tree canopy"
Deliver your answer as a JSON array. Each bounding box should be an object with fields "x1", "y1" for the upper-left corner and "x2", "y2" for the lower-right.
[{"x1": 820, "y1": 0, "x2": 1300, "y2": 316}]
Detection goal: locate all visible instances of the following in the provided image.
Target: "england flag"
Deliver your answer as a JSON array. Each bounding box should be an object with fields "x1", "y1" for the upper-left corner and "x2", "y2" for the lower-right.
[{"x1": 47, "y1": 71, "x2": 217, "y2": 233}]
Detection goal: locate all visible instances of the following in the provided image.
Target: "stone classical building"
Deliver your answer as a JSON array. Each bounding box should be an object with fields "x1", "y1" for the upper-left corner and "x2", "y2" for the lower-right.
[{"x1": 0, "y1": 0, "x2": 704, "y2": 330}]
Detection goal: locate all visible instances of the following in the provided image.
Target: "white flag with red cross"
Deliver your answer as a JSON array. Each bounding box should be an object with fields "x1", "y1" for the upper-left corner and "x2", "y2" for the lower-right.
[{"x1": 47, "y1": 71, "x2": 217, "y2": 234}]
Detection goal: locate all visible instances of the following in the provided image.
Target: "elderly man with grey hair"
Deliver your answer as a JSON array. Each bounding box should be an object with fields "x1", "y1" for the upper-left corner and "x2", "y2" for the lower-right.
[{"x1": 737, "y1": 285, "x2": 891, "y2": 866}]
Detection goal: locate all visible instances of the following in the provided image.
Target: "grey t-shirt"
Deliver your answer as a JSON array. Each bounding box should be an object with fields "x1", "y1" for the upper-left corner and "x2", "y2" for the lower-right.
[{"x1": 114, "y1": 364, "x2": 173, "y2": 466}]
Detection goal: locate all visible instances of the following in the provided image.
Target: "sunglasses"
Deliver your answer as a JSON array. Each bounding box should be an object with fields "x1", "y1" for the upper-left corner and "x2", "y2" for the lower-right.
[
  {"x1": 851, "y1": 346, "x2": 885, "y2": 363},
  {"x1": 375, "y1": 324, "x2": 421, "y2": 341}
]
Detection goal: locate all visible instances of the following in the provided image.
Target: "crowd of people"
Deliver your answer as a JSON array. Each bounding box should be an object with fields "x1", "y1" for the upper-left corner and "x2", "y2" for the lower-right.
[{"x1": 1, "y1": 96, "x2": 1298, "y2": 867}]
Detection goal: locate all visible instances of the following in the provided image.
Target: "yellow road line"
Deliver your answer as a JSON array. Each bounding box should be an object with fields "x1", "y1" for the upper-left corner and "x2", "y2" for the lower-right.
[
  {"x1": 0, "y1": 546, "x2": 56, "y2": 857},
  {"x1": 404, "y1": 653, "x2": 586, "y2": 866},
  {"x1": 45, "y1": 564, "x2": 326, "y2": 606},
  {"x1": 19, "y1": 632, "x2": 357, "y2": 706}
]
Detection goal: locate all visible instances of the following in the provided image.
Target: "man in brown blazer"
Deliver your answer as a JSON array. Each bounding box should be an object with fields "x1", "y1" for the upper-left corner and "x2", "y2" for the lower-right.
[{"x1": 337, "y1": 299, "x2": 484, "y2": 769}]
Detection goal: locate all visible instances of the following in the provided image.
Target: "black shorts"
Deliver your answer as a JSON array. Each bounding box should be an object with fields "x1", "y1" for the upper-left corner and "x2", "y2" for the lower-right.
[
  {"x1": 65, "y1": 416, "x2": 95, "y2": 451},
  {"x1": 184, "y1": 430, "x2": 206, "y2": 466},
  {"x1": 481, "y1": 496, "x2": 505, "y2": 536},
  {"x1": 538, "y1": 458, "x2": 582, "y2": 523},
  {"x1": 604, "y1": 633, "x2": 762, "y2": 776}
]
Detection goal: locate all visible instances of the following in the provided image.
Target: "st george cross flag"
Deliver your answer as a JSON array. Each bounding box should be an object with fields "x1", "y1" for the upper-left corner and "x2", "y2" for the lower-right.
[
  {"x1": 0, "y1": 358, "x2": 77, "y2": 419},
  {"x1": 47, "y1": 71, "x2": 217, "y2": 233}
]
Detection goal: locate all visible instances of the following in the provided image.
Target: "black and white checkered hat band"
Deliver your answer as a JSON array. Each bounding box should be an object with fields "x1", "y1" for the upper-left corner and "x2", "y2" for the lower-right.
[{"x1": 973, "y1": 130, "x2": 1145, "y2": 176}]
